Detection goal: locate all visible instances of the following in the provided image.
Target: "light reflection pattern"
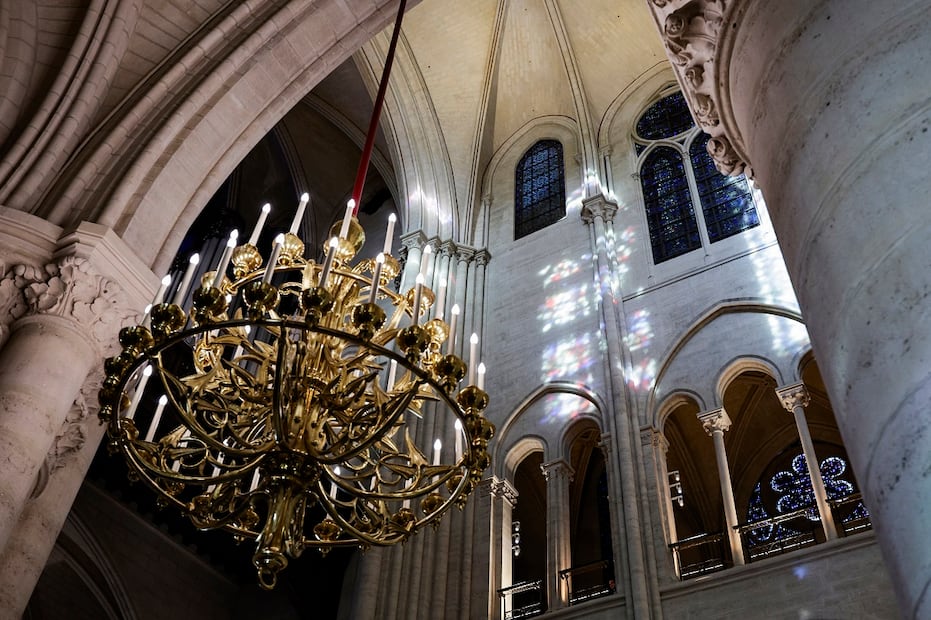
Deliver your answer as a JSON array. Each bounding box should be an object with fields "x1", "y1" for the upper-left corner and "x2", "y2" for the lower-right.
[{"x1": 541, "y1": 392, "x2": 591, "y2": 426}]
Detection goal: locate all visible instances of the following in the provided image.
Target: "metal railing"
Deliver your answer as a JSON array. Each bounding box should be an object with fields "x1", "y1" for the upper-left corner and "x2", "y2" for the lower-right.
[
  {"x1": 558, "y1": 560, "x2": 615, "y2": 605},
  {"x1": 498, "y1": 579, "x2": 546, "y2": 620},
  {"x1": 672, "y1": 492, "x2": 875, "y2": 579},
  {"x1": 669, "y1": 532, "x2": 729, "y2": 579}
]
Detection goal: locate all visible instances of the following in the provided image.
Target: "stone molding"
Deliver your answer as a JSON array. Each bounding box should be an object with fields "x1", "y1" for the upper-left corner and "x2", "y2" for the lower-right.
[
  {"x1": 491, "y1": 478, "x2": 519, "y2": 507},
  {"x1": 697, "y1": 407, "x2": 732, "y2": 435},
  {"x1": 541, "y1": 459, "x2": 575, "y2": 483},
  {"x1": 580, "y1": 195, "x2": 619, "y2": 225},
  {"x1": 398, "y1": 230, "x2": 490, "y2": 267},
  {"x1": 2, "y1": 257, "x2": 139, "y2": 357},
  {"x1": 645, "y1": 0, "x2": 750, "y2": 176},
  {"x1": 775, "y1": 382, "x2": 811, "y2": 412}
]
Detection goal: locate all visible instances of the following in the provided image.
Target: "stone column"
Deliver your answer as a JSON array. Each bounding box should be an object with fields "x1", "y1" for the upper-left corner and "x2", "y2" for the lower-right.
[
  {"x1": 646, "y1": 1, "x2": 931, "y2": 614},
  {"x1": 697, "y1": 408, "x2": 744, "y2": 566},
  {"x1": 469, "y1": 477, "x2": 516, "y2": 620},
  {"x1": 776, "y1": 382, "x2": 838, "y2": 541},
  {"x1": 399, "y1": 230, "x2": 427, "y2": 293},
  {"x1": 540, "y1": 460, "x2": 573, "y2": 610},
  {"x1": 582, "y1": 195, "x2": 657, "y2": 617},
  {"x1": 0, "y1": 221, "x2": 152, "y2": 617},
  {"x1": 451, "y1": 246, "x2": 473, "y2": 357},
  {"x1": 470, "y1": 249, "x2": 490, "y2": 351}
]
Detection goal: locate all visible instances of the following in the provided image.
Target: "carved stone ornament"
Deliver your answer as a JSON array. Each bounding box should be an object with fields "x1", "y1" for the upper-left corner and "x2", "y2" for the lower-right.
[
  {"x1": 698, "y1": 407, "x2": 732, "y2": 436},
  {"x1": 646, "y1": 0, "x2": 750, "y2": 177},
  {"x1": 0, "y1": 257, "x2": 139, "y2": 356},
  {"x1": 541, "y1": 459, "x2": 574, "y2": 483},
  {"x1": 775, "y1": 383, "x2": 811, "y2": 412}
]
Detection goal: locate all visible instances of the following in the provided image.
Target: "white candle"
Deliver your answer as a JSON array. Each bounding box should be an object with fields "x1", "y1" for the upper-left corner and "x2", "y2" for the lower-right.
[
  {"x1": 289, "y1": 193, "x2": 310, "y2": 235},
  {"x1": 212, "y1": 230, "x2": 238, "y2": 288},
  {"x1": 411, "y1": 273, "x2": 424, "y2": 324},
  {"x1": 339, "y1": 200, "x2": 355, "y2": 238},
  {"x1": 446, "y1": 304, "x2": 460, "y2": 355},
  {"x1": 368, "y1": 253, "x2": 385, "y2": 304},
  {"x1": 319, "y1": 237, "x2": 339, "y2": 287},
  {"x1": 477, "y1": 362, "x2": 486, "y2": 391},
  {"x1": 172, "y1": 253, "x2": 200, "y2": 306},
  {"x1": 248, "y1": 203, "x2": 271, "y2": 245},
  {"x1": 330, "y1": 466, "x2": 340, "y2": 499},
  {"x1": 125, "y1": 365, "x2": 152, "y2": 420},
  {"x1": 454, "y1": 419, "x2": 463, "y2": 460},
  {"x1": 387, "y1": 359, "x2": 397, "y2": 390},
  {"x1": 420, "y1": 245, "x2": 432, "y2": 281},
  {"x1": 144, "y1": 395, "x2": 169, "y2": 442},
  {"x1": 435, "y1": 279, "x2": 447, "y2": 320},
  {"x1": 468, "y1": 333, "x2": 479, "y2": 385},
  {"x1": 151, "y1": 274, "x2": 172, "y2": 307},
  {"x1": 433, "y1": 439, "x2": 442, "y2": 466},
  {"x1": 262, "y1": 234, "x2": 285, "y2": 284},
  {"x1": 249, "y1": 467, "x2": 261, "y2": 491},
  {"x1": 383, "y1": 213, "x2": 397, "y2": 255}
]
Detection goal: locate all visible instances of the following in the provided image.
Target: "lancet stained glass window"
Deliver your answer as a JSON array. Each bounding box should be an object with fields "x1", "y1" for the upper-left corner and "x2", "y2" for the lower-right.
[
  {"x1": 636, "y1": 89, "x2": 762, "y2": 263},
  {"x1": 689, "y1": 133, "x2": 759, "y2": 242},
  {"x1": 515, "y1": 140, "x2": 566, "y2": 240},
  {"x1": 635, "y1": 91, "x2": 694, "y2": 140},
  {"x1": 641, "y1": 147, "x2": 700, "y2": 262}
]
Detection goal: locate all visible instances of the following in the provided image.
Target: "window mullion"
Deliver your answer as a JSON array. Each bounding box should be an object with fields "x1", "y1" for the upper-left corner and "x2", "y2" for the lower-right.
[{"x1": 681, "y1": 136, "x2": 712, "y2": 255}]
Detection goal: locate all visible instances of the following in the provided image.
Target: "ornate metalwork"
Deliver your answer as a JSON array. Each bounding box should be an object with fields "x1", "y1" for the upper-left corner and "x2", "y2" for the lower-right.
[{"x1": 98, "y1": 217, "x2": 493, "y2": 589}]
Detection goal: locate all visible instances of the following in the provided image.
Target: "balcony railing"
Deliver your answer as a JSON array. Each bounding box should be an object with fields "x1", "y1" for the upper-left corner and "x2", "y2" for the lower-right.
[
  {"x1": 672, "y1": 492, "x2": 873, "y2": 579},
  {"x1": 558, "y1": 560, "x2": 615, "y2": 605},
  {"x1": 498, "y1": 579, "x2": 546, "y2": 620},
  {"x1": 669, "y1": 532, "x2": 729, "y2": 579}
]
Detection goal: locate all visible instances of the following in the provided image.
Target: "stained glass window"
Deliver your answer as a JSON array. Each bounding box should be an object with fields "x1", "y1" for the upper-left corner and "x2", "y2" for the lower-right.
[
  {"x1": 635, "y1": 91, "x2": 694, "y2": 140},
  {"x1": 746, "y1": 453, "x2": 868, "y2": 544},
  {"x1": 515, "y1": 140, "x2": 566, "y2": 239},
  {"x1": 640, "y1": 147, "x2": 700, "y2": 263},
  {"x1": 689, "y1": 133, "x2": 759, "y2": 242}
]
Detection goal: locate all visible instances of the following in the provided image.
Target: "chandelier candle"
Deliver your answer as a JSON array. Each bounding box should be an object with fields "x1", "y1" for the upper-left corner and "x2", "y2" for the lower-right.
[
  {"x1": 212, "y1": 231, "x2": 239, "y2": 288},
  {"x1": 123, "y1": 365, "x2": 152, "y2": 421},
  {"x1": 172, "y1": 253, "x2": 200, "y2": 306},
  {"x1": 339, "y1": 200, "x2": 355, "y2": 238},
  {"x1": 446, "y1": 304, "x2": 460, "y2": 355},
  {"x1": 469, "y1": 333, "x2": 479, "y2": 385},
  {"x1": 289, "y1": 193, "x2": 310, "y2": 235},
  {"x1": 383, "y1": 213, "x2": 396, "y2": 255},
  {"x1": 319, "y1": 237, "x2": 338, "y2": 286},
  {"x1": 248, "y1": 203, "x2": 271, "y2": 246},
  {"x1": 369, "y1": 253, "x2": 385, "y2": 304},
  {"x1": 434, "y1": 279, "x2": 446, "y2": 320},
  {"x1": 144, "y1": 395, "x2": 168, "y2": 442},
  {"x1": 262, "y1": 234, "x2": 285, "y2": 284},
  {"x1": 411, "y1": 273, "x2": 425, "y2": 324}
]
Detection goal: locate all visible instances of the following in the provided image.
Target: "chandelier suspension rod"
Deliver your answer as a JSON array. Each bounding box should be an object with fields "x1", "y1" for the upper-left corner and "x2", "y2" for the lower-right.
[{"x1": 350, "y1": 0, "x2": 408, "y2": 214}]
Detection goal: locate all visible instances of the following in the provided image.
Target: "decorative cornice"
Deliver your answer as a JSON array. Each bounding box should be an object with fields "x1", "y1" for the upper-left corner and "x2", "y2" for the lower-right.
[
  {"x1": 646, "y1": 0, "x2": 750, "y2": 176},
  {"x1": 697, "y1": 407, "x2": 732, "y2": 435},
  {"x1": 775, "y1": 382, "x2": 811, "y2": 412},
  {"x1": 541, "y1": 459, "x2": 575, "y2": 483},
  {"x1": 581, "y1": 195, "x2": 619, "y2": 225},
  {"x1": 491, "y1": 478, "x2": 519, "y2": 507}
]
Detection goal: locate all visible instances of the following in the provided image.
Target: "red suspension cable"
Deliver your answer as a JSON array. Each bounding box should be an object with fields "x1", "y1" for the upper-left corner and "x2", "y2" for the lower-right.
[{"x1": 350, "y1": 0, "x2": 408, "y2": 215}]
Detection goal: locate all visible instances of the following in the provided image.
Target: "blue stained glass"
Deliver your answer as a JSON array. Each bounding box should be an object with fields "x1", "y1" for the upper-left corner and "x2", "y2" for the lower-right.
[
  {"x1": 636, "y1": 92, "x2": 695, "y2": 140},
  {"x1": 515, "y1": 140, "x2": 566, "y2": 239},
  {"x1": 641, "y1": 147, "x2": 700, "y2": 262},
  {"x1": 689, "y1": 133, "x2": 760, "y2": 242}
]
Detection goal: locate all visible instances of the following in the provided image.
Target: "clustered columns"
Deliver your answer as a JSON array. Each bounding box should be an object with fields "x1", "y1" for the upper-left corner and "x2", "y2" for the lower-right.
[
  {"x1": 541, "y1": 459, "x2": 574, "y2": 610},
  {"x1": 775, "y1": 383, "x2": 838, "y2": 541},
  {"x1": 697, "y1": 408, "x2": 744, "y2": 566}
]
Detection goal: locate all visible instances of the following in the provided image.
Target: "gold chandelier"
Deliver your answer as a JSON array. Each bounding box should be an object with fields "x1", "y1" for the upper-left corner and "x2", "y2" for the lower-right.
[{"x1": 96, "y1": 0, "x2": 493, "y2": 590}]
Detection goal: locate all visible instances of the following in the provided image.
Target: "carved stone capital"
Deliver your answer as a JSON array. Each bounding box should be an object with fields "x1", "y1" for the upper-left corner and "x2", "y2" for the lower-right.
[
  {"x1": 580, "y1": 195, "x2": 619, "y2": 225},
  {"x1": 646, "y1": 0, "x2": 751, "y2": 177},
  {"x1": 775, "y1": 382, "x2": 811, "y2": 412},
  {"x1": 456, "y1": 245, "x2": 476, "y2": 264},
  {"x1": 491, "y1": 478, "x2": 519, "y2": 507},
  {"x1": 399, "y1": 230, "x2": 428, "y2": 252},
  {"x1": 697, "y1": 407, "x2": 732, "y2": 436},
  {"x1": 439, "y1": 239, "x2": 458, "y2": 259},
  {"x1": 541, "y1": 459, "x2": 574, "y2": 483},
  {"x1": 473, "y1": 249, "x2": 491, "y2": 267}
]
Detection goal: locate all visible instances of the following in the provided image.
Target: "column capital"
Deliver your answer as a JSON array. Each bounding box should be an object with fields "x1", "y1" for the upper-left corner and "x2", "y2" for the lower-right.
[
  {"x1": 775, "y1": 382, "x2": 811, "y2": 412},
  {"x1": 399, "y1": 230, "x2": 428, "y2": 252},
  {"x1": 540, "y1": 459, "x2": 574, "y2": 483},
  {"x1": 473, "y1": 248, "x2": 491, "y2": 267},
  {"x1": 580, "y1": 195, "x2": 619, "y2": 225},
  {"x1": 491, "y1": 477, "x2": 519, "y2": 507},
  {"x1": 697, "y1": 407, "x2": 732, "y2": 435},
  {"x1": 644, "y1": 0, "x2": 751, "y2": 177},
  {"x1": 438, "y1": 239, "x2": 458, "y2": 258}
]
